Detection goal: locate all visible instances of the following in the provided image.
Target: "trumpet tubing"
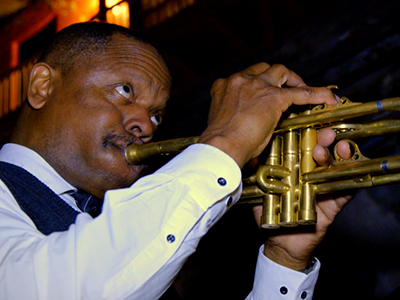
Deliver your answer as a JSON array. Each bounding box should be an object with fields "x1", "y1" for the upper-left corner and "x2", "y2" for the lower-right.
[
  {"x1": 126, "y1": 136, "x2": 199, "y2": 165},
  {"x1": 125, "y1": 97, "x2": 400, "y2": 229}
]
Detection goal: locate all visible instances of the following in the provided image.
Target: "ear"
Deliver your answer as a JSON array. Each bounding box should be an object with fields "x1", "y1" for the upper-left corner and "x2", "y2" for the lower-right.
[{"x1": 27, "y1": 63, "x2": 54, "y2": 110}]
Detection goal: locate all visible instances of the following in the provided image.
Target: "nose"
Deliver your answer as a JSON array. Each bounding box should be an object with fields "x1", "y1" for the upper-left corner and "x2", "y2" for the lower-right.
[{"x1": 123, "y1": 105, "x2": 155, "y2": 144}]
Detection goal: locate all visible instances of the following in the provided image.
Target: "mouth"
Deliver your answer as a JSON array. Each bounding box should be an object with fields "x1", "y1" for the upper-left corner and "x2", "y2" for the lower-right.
[
  {"x1": 102, "y1": 134, "x2": 153, "y2": 177},
  {"x1": 103, "y1": 134, "x2": 142, "y2": 164}
]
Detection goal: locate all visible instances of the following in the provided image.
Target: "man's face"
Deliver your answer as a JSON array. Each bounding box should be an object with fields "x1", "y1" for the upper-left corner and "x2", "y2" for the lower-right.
[{"x1": 40, "y1": 35, "x2": 171, "y2": 198}]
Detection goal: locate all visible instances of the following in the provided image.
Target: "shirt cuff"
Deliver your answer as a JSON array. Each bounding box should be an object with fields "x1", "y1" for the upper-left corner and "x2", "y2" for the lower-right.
[
  {"x1": 155, "y1": 143, "x2": 242, "y2": 207},
  {"x1": 248, "y1": 245, "x2": 320, "y2": 300}
]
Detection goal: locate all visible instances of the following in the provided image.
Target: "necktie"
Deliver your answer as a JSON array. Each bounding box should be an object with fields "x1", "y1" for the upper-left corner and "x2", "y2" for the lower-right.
[{"x1": 70, "y1": 190, "x2": 103, "y2": 218}]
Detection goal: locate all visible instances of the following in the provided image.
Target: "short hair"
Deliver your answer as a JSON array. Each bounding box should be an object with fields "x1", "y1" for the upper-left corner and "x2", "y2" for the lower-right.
[{"x1": 38, "y1": 22, "x2": 153, "y2": 75}]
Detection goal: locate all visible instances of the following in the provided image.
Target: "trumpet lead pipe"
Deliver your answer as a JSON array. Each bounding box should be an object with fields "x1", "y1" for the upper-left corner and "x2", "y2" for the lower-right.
[{"x1": 126, "y1": 136, "x2": 199, "y2": 165}]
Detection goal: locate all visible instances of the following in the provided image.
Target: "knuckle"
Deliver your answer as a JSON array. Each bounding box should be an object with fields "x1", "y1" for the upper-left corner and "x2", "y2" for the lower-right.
[
  {"x1": 211, "y1": 78, "x2": 225, "y2": 92},
  {"x1": 301, "y1": 86, "x2": 314, "y2": 97},
  {"x1": 229, "y1": 72, "x2": 245, "y2": 84},
  {"x1": 251, "y1": 77, "x2": 267, "y2": 89},
  {"x1": 270, "y1": 63, "x2": 287, "y2": 72},
  {"x1": 301, "y1": 86, "x2": 332, "y2": 101},
  {"x1": 212, "y1": 78, "x2": 225, "y2": 87},
  {"x1": 256, "y1": 62, "x2": 271, "y2": 70}
]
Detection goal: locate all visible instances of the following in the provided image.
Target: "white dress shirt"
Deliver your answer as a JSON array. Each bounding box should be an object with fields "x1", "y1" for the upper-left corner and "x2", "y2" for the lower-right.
[{"x1": 0, "y1": 143, "x2": 320, "y2": 299}]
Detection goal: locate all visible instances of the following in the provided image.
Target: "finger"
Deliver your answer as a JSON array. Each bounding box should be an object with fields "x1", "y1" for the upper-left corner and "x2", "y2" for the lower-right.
[
  {"x1": 243, "y1": 62, "x2": 271, "y2": 76},
  {"x1": 262, "y1": 64, "x2": 306, "y2": 88},
  {"x1": 336, "y1": 140, "x2": 352, "y2": 160},
  {"x1": 317, "y1": 128, "x2": 336, "y2": 147},
  {"x1": 277, "y1": 86, "x2": 339, "y2": 107},
  {"x1": 313, "y1": 144, "x2": 333, "y2": 166},
  {"x1": 316, "y1": 194, "x2": 353, "y2": 226},
  {"x1": 313, "y1": 136, "x2": 352, "y2": 165},
  {"x1": 210, "y1": 78, "x2": 228, "y2": 99},
  {"x1": 313, "y1": 128, "x2": 336, "y2": 166}
]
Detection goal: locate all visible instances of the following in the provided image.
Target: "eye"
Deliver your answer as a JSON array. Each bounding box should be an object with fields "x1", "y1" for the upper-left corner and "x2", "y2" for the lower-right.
[
  {"x1": 150, "y1": 115, "x2": 162, "y2": 127},
  {"x1": 115, "y1": 84, "x2": 133, "y2": 100}
]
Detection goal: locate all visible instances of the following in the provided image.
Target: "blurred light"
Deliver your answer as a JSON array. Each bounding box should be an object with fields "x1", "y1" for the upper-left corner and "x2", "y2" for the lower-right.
[
  {"x1": 106, "y1": 1, "x2": 130, "y2": 28},
  {"x1": 106, "y1": 0, "x2": 121, "y2": 8},
  {"x1": 112, "y1": 5, "x2": 121, "y2": 15},
  {"x1": 49, "y1": 0, "x2": 99, "y2": 30}
]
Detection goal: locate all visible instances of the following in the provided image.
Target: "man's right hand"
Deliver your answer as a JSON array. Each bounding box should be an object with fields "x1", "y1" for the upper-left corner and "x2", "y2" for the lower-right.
[{"x1": 197, "y1": 63, "x2": 339, "y2": 168}]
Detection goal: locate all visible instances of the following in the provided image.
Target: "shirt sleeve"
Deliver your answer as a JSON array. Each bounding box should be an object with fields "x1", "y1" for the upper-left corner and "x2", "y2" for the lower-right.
[
  {"x1": 0, "y1": 144, "x2": 242, "y2": 300},
  {"x1": 246, "y1": 245, "x2": 320, "y2": 300}
]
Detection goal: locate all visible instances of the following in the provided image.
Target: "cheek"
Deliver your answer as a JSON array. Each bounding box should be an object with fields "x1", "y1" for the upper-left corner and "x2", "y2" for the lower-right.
[
  {"x1": 69, "y1": 135, "x2": 142, "y2": 194},
  {"x1": 48, "y1": 87, "x2": 142, "y2": 190},
  {"x1": 87, "y1": 153, "x2": 143, "y2": 194}
]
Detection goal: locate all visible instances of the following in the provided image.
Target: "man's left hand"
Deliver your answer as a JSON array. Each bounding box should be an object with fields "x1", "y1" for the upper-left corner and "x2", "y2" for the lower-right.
[{"x1": 253, "y1": 128, "x2": 353, "y2": 271}]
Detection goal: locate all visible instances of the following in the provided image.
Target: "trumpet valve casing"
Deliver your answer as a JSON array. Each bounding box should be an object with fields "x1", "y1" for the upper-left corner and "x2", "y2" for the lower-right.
[
  {"x1": 298, "y1": 127, "x2": 318, "y2": 225},
  {"x1": 279, "y1": 130, "x2": 299, "y2": 227}
]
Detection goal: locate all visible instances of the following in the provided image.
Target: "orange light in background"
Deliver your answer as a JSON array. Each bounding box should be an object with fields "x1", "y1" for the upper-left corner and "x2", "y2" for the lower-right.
[
  {"x1": 105, "y1": 0, "x2": 121, "y2": 8},
  {"x1": 48, "y1": 0, "x2": 99, "y2": 30},
  {"x1": 77, "y1": 0, "x2": 99, "y2": 23},
  {"x1": 106, "y1": 1, "x2": 130, "y2": 28}
]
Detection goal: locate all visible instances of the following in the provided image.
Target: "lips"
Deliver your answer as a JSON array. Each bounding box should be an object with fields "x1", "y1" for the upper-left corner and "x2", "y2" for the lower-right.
[{"x1": 102, "y1": 133, "x2": 153, "y2": 177}]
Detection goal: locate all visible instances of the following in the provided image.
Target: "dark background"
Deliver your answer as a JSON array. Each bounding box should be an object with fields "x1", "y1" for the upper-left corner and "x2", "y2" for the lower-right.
[{"x1": 152, "y1": 1, "x2": 400, "y2": 299}]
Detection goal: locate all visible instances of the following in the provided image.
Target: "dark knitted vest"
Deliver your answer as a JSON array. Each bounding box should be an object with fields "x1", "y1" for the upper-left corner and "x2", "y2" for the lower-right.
[{"x1": 0, "y1": 161, "x2": 79, "y2": 235}]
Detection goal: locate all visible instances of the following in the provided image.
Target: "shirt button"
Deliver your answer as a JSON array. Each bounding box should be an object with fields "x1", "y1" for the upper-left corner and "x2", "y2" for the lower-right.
[
  {"x1": 217, "y1": 177, "x2": 227, "y2": 186},
  {"x1": 280, "y1": 286, "x2": 288, "y2": 295},
  {"x1": 166, "y1": 234, "x2": 176, "y2": 243},
  {"x1": 301, "y1": 291, "x2": 308, "y2": 299},
  {"x1": 226, "y1": 196, "x2": 233, "y2": 206}
]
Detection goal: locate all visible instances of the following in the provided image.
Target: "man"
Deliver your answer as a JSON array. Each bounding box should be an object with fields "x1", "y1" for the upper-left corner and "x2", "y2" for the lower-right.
[{"x1": 0, "y1": 22, "x2": 350, "y2": 299}]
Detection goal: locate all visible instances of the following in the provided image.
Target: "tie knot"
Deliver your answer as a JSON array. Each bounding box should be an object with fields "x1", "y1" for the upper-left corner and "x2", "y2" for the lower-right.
[{"x1": 69, "y1": 190, "x2": 102, "y2": 218}]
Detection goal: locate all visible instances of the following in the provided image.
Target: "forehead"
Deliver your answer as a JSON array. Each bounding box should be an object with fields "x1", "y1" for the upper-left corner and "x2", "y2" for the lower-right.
[{"x1": 78, "y1": 35, "x2": 172, "y2": 91}]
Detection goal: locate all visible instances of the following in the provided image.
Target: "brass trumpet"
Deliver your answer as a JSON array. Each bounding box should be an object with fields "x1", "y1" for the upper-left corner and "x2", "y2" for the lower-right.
[{"x1": 126, "y1": 97, "x2": 400, "y2": 229}]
